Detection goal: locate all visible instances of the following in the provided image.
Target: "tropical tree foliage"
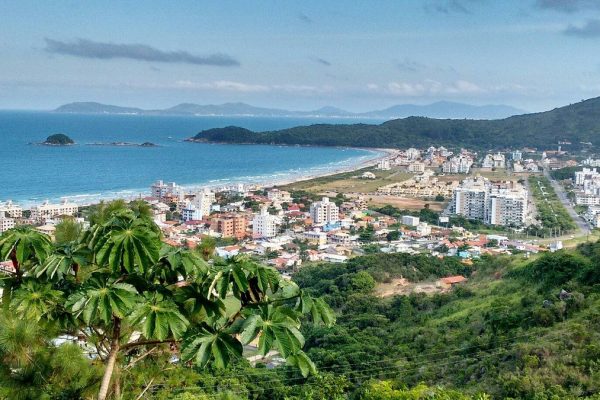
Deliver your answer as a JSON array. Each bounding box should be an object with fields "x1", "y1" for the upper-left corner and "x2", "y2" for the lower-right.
[{"x1": 0, "y1": 201, "x2": 335, "y2": 400}]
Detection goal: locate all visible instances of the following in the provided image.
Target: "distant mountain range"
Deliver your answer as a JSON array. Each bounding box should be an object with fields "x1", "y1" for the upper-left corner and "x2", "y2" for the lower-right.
[
  {"x1": 190, "y1": 96, "x2": 600, "y2": 151},
  {"x1": 54, "y1": 101, "x2": 526, "y2": 120}
]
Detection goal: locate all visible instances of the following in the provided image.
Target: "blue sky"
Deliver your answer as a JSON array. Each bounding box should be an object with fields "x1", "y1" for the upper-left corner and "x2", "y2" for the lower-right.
[{"x1": 1, "y1": 0, "x2": 600, "y2": 111}]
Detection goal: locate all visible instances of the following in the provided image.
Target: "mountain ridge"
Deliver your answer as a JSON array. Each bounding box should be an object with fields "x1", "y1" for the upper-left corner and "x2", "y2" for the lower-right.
[
  {"x1": 54, "y1": 100, "x2": 526, "y2": 120},
  {"x1": 190, "y1": 96, "x2": 600, "y2": 150}
]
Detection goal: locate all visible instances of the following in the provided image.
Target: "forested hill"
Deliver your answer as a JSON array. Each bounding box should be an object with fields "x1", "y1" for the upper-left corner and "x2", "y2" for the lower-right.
[{"x1": 191, "y1": 96, "x2": 600, "y2": 150}]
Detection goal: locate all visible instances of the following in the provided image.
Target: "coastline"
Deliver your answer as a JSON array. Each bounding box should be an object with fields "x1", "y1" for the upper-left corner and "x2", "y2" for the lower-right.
[{"x1": 11, "y1": 147, "x2": 393, "y2": 208}]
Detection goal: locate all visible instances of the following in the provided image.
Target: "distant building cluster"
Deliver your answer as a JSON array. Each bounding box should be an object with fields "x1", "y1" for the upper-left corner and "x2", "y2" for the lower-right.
[{"x1": 449, "y1": 177, "x2": 529, "y2": 226}]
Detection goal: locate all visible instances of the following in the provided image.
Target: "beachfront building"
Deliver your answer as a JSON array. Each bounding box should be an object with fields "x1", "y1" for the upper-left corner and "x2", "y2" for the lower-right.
[
  {"x1": 0, "y1": 201, "x2": 23, "y2": 218},
  {"x1": 450, "y1": 177, "x2": 528, "y2": 226},
  {"x1": 376, "y1": 159, "x2": 391, "y2": 170},
  {"x1": 253, "y1": 206, "x2": 280, "y2": 238},
  {"x1": 30, "y1": 199, "x2": 78, "y2": 222},
  {"x1": 151, "y1": 180, "x2": 180, "y2": 200},
  {"x1": 182, "y1": 189, "x2": 215, "y2": 221},
  {"x1": 310, "y1": 197, "x2": 339, "y2": 225},
  {"x1": 0, "y1": 213, "x2": 15, "y2": 233}
]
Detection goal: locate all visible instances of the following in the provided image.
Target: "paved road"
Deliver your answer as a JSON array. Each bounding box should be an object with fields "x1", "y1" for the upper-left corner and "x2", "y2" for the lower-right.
[{"x1": 543, "y1": 169, "x2": 590, "y2": 235}]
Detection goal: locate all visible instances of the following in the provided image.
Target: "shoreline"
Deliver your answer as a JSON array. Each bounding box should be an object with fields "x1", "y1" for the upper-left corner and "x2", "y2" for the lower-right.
[{"x1": 8, "y1": 147, "x2": 394, "y2": 208}]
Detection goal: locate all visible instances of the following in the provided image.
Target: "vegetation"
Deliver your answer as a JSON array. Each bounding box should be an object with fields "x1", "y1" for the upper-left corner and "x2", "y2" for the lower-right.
[
  {"x1": 43, "y1": 133, "x2": 75, "y2": 145},
  {"x1": 0, "y1": 201, "x2": 334, "y2": 399},
  {"x1": 293, "y1": 246, "x2": 600, "y2": 399},
  {"x1": 550, "y1": 166, "x2": 581, "y2": 181},
  {"x1": 528, "y1": 175, "x2": 577, "y2": 236},
  {"x1": 192, "y1": 97, "x2": 600, "y2": 150}
]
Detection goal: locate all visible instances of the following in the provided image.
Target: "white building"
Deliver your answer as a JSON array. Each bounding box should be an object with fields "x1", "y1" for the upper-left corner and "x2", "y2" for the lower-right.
[
  {"x1": 151, "y1": 180, "x2": 180, "y2": 199},
  {"x1": 181, "y1": 189, "x2": 216, "y2": 221},
  {"x1": 401, "y1": 215, "x2": 420, "y2": 227},
  {"x1": 0, "y1": 201, "x2": 22, "y2": 218},
  {"x1": 408, "y1": 162, "x2": 425, "y2": 173},
  {"x1": 267, "y1": 189, "x2": 292, "y2": 203},
  {"x1": 416, "y1": 222, "x2": 432, "y2": 236},
  {"x1": 450, "y1": 177, "x2": 528, "y2": 226},
  {"x1": 310, "y1": 197, "x2": 339, "y2": 225},
  {"x1": 0, "y1": 213, "x2": 15, "y2": 233},
  {"x1": 253, "y1": 206, "x2": 280, "y2": 239},
  {"x1": 442, "y1": 155, "x2": 473, "y2": 174},
  {"x1": 511, "y1": 150, "x2": 522, "y2": 161},
  {"x1": 376, "y1": 159, "x2": 391, "y2": 170},
  {"x1": 30, "y1": 199, "x2": 78, "y2": 222},
  {"x1": 361, "y1": 172, "x2": 376, "y2": 179}
]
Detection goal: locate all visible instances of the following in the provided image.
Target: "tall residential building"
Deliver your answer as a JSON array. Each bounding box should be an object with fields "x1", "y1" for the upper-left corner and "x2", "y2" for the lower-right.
[
  {"x1": 0, "y1": 201, "x2": 23, "y2": 218},
  {"x1": 151, "y1": 180, "x2": 180, "y2": 200},
  {"x1": 182, "y1": 189, "x2": 215, "y2": 221},
  {"x1": 0, "y1": 213, "x2": 15, "y2": 233},
  {"x1": 30, "y1": 199, "x2": 78, "y2": 222},
  {"x1": 310, "y1": 197, "x2": 339, "y2": 225},
  {"x1": 253, "y1": 207, "x2": 279, "y2": 238},
  {"x1": 212, "y1": 214, "x2": 247, "y2": 239},
  {"x1": 450, "y1": 177, "x2": 528, "y2": 226}
]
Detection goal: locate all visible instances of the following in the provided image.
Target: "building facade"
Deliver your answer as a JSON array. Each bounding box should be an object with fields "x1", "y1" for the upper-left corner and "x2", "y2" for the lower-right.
[{"x1": 310, "y1": 197, "x2": 339, "y2": 225}]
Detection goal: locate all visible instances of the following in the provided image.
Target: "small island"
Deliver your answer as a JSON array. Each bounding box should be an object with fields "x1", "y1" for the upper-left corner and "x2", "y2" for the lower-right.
[
  {"x1": 43, "y1": 133, "x2": 75, "y2": 146},
  {"x1": 85, "y1": 141, "x2": 158, "y2": 147}
]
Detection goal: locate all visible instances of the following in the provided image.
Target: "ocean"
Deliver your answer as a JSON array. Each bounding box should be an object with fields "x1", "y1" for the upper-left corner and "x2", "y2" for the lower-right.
[{"x1": 0, "y1": 111, "x2": 384, "y2": 206}]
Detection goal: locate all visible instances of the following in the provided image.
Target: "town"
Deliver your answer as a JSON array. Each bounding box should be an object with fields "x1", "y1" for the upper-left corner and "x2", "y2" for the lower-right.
[{"x1": 2, "y1": 144, "x2": 594, "y2": 285}]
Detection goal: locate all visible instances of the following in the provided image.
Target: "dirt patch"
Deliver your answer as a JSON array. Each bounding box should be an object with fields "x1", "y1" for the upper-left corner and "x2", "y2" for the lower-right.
[{"x1": 375, "y1": 278, "x2": 445, "y2": 297}]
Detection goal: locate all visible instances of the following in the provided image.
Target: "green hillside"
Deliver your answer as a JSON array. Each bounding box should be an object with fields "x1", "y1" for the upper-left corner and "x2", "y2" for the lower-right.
[{"x1": 191, "y1": 97, "x2": 600, "y2": 150}]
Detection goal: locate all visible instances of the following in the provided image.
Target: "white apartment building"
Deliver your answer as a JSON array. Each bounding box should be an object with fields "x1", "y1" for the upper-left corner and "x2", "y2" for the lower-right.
[
  {"x1": 253, "y1": 206, "x2": 280, "y2": 238},
  {"x1": 408, "y1": 162, "x2": 425, "y2": 173},
  {"x1": 0, "y1": 201, "x2": 23, "y2": 218},
  {"x1": 267, "y1": 189, "x2": 292, "y2": 203},
  {"x1": 0, "y1": 213, "x2": 15, "y2": 233},
  {"x1": 310, "y1": 197, "x2": 339, "y2": 224},
  {"x1": 376, "y1": 159, "x2": 391, "y2": 170},
  {"x1": 450, "y1": 177, "x2": 528, "y2": 226},
  {"x1": 181, "y1": 189, "x2": 216, "y2": 221},
  {"x1": 582, "y1": 158, "x2": 600, "y2": 167},
  {"x1": 442, "y1": 155, "x2": 473, "y2": 174},
  {"x1": 401, "y1": 215, "x2": 420, "y2": 227},
  {"x1": 30, "y1": 199, "x2": 78, "y2": 222},
  {"x1": 405, "y1": 148, "x2": 421, "y2": 160},
  {"x1": 511, "y1": 150, "x2": 522, "y2": 161},
  {"x1": 151, "y1": 180, "x2": 180, "y2": 199},
  {"x1": 482, "y1": 153, "x2": 506, "y2": 169}
]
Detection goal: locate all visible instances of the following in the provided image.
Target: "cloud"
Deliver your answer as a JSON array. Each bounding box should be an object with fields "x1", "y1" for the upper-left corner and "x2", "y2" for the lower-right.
[
  {"x1": 424, "y1": 0, "x2": 472, "y2": 14},
  {"x1": 44, "y1": 38, "x2": 240, "y2": 67},
  {"x1": 311, "y1": 57, "x2": 331, "y2": 66},
  {"x1": 369, "y1": 79, "x2": 485, "y2": 96},
  {"x1": 564, "y1": 19, "x2": 600, "y2": 37},
  {"x1": 298, "y1": 12, "x2": 312, "y2": 23},
  {"x1": 174, "y1": 80, "x2": 269, "y2": 92},
  {"x1": 536, "y1": 0, "x2": 600, "y2": 13}
]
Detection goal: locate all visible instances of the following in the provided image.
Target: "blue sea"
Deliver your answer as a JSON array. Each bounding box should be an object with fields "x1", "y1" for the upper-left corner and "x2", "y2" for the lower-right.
[{"x1": 0, "y1": 111, "x2": 384, "y2": 206}]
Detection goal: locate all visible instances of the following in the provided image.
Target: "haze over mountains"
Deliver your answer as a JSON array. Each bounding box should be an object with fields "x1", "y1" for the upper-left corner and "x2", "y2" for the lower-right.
[{"x1": 54, "y1": 101, "x2": 526, "y2": 120}]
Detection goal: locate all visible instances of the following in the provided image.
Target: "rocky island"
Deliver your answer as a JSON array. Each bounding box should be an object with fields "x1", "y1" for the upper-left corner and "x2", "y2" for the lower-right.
[
  {"x1": 42, "y1": 133, "x2": 75, "y2": 146},
  {"x1": 85, "y1": 141, "x2": 158, "y2": 147}
]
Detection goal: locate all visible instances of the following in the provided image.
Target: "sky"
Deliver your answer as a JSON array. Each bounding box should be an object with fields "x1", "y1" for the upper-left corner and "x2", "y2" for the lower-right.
[{"x1": 2, "y1": 0, "x2": 600, "y2": 112}]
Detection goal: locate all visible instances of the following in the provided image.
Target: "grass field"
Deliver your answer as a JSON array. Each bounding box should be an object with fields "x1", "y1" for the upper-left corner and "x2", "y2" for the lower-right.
[{"x1": 279, "y1": 166, "x2": 412, "y2": 194}]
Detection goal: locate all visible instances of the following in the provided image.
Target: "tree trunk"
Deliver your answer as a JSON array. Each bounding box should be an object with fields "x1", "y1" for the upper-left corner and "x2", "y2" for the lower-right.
[
  {"x1": 9, "y1": 249, "x2": 20, "y2": 281},
  {"x1": 98, "y1": 318, "x2": 121, "y2": 400},
  {"x1": 73, "y1": 263, "x2": 80, "y2": 283}
]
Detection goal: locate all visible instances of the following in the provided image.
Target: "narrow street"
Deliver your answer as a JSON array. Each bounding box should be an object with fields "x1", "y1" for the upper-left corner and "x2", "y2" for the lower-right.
[{"x1": 542, "y1": 168, "x2": 590, "y2": 235}]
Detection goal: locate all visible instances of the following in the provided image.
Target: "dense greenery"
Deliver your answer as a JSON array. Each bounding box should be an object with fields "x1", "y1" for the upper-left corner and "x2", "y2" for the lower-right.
[
  {"x1": 44, "y1": 133, "x2": 75, "y2": 145},
  {"x1": 528, "y1": 175, "x2": 577, "y2": 236},
  {"x1": 550, "y1": 166, "x2": 581, "y2": 181},
  {"x1": 192, "y1": 97, "x2": 600, "y2": 150},
  {"x1": 294, "y1": 246, "x2": 600, "y2": 399},
  {"x1": 0, "y1": 201, "x2": 334, "y2": 399}
]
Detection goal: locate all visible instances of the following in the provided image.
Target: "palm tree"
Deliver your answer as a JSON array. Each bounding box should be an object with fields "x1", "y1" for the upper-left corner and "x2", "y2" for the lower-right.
[{"x1": 0, "y1": 227, "x2": 52, "y2": 305}]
